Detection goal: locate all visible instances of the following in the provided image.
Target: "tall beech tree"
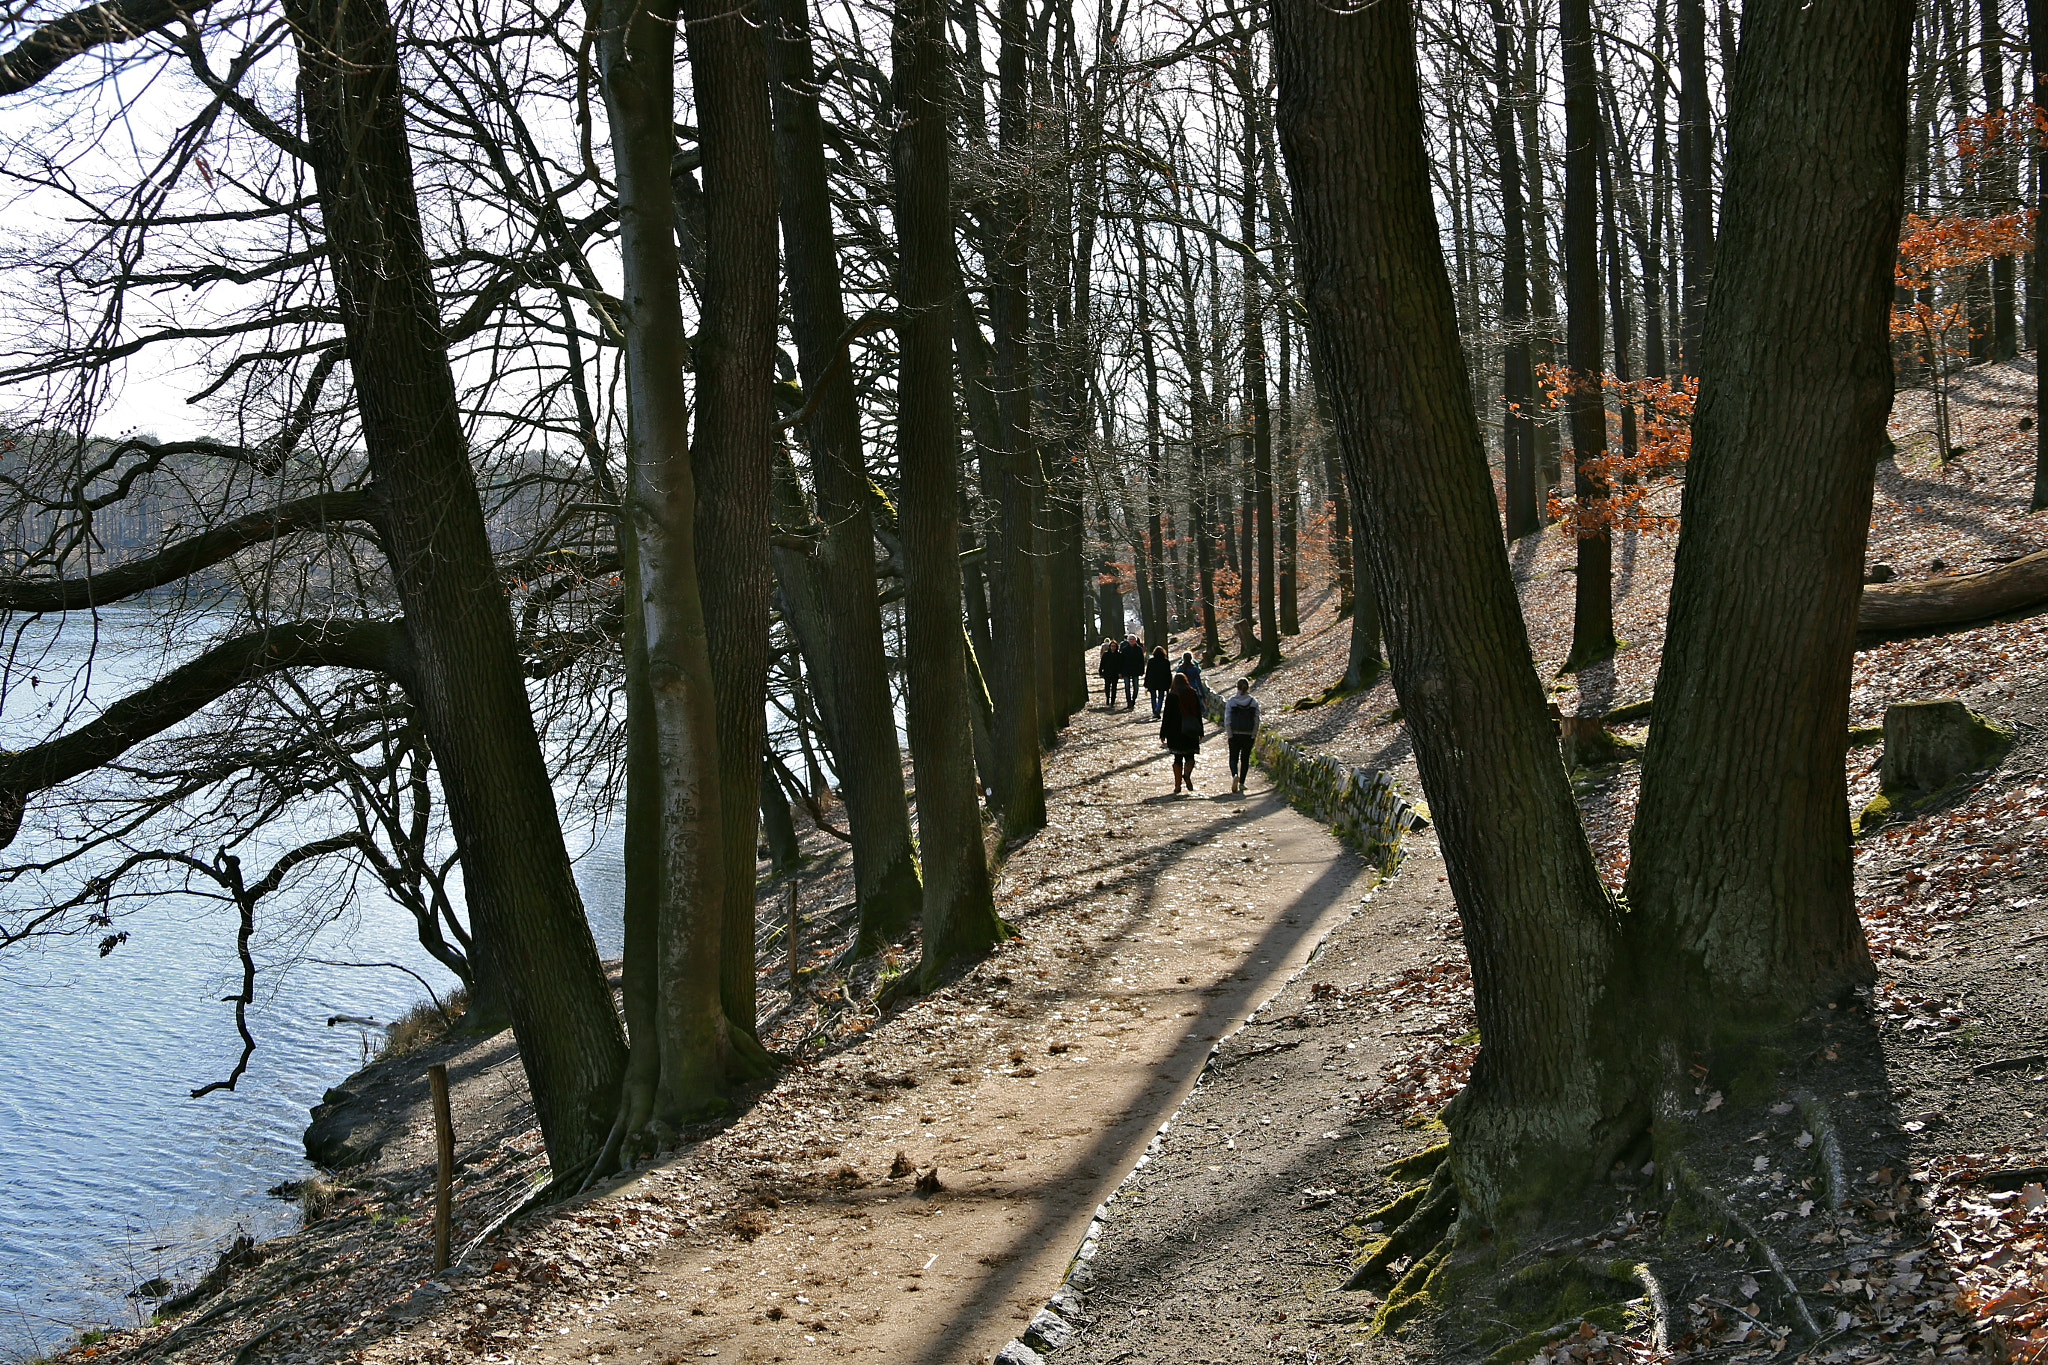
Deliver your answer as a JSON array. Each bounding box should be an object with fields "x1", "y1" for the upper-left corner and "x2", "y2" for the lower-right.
[
  {"x1": 1276, "y1": 0, "x2": 1911, "y2": 1230},
  {"x1": 682, "y1": 0, "x2": 779, "y2": 1040},
  {"x1": 593, "y1": 0, "x2": 772, "y2": 1156},
  {"x1": 891, "y1": 0, "x2": 1009, "y2": 987},
  {"x1": 763, "y1": 0, "x2": 924, "y2": 957}
]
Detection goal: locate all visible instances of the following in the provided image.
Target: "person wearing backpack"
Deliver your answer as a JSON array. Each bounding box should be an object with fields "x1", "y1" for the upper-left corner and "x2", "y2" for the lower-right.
[
  {"x1": 1223, "y1": 677, "x2": 1261, "y2": 794},
  {"x1": 1160, "y1": 673, "x2": 1206, "y2": 794},
  {"x1": 1143, "y1": 645, "x2": 1174, "y2": 718},
  {"x1": 1174, "y1": 652, "x2": 1203, "y2": 693},
  {"x1": 1097, "y1": 638, "x2": 1120, "y2": 707}
]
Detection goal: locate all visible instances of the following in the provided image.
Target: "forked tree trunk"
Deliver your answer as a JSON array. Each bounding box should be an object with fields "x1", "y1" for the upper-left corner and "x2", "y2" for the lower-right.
[
  {"x1": 892, "y1": 0, "x2": 1009, "y2": 988},
  {"x1": 595, "y1": 0, "x2": 766, "y2": 1152},
  {"x1": 284, "y1": 0, "x2": 625, "y2": 1174},
  {"x1": 1274, "y1": 0, "x2": 1629, "y2": 1222},
  {"x1": 765, "y1": 0, "x2": 924, "y2": 955},
  {"x1": 1626, "y1": 0, "x2": 1909, "y2": 1020}
]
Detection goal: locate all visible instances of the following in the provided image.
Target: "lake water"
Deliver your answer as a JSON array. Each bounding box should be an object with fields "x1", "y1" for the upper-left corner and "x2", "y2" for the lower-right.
[{"x1": 0, "y1": 610, "x2": 626, "y2": 1360}]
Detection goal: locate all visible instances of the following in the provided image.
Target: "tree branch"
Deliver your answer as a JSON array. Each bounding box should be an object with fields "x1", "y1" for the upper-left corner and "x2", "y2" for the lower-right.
[
  {"x1": 0, "y1": 489, "x2": 375, "y2": 612},
  {"x1": 0, "y1": 618, "x2": 414, "y2": 849},
  {"x1": 0, "y1": 0, "x2": 211, "y2": 97}
]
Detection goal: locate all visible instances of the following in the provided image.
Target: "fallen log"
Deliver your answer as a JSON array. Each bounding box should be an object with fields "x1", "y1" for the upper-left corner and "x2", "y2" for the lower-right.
[{"x1": 1858, "y1": 548, "x2": 2048, "y2": 632}]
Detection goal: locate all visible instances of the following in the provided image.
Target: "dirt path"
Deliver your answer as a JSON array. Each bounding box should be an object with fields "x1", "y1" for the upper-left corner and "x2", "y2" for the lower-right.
[{"x1": 485, "y1": 696, "x2": 1378, "y2": 1365}]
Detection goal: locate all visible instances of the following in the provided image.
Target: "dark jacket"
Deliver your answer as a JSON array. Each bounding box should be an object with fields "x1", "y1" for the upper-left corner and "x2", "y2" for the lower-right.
[
  {"x1": 1097, "y1": 645, "x2": 1120, "y2": 678},
  {"x1": 1144, "y1": 653, "x2": 1173, "y2": 690},
  {"x1": 1118, "y1": 641, "x2": 1145, "y2": 677},
  {"x1": 1160, "y1": 692, "x2": 1204, "y2": 756}
]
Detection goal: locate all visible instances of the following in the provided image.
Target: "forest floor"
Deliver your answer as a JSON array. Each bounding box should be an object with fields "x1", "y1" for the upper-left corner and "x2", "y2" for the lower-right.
[{"x1": 45, "y1": 356, "x2": 2048, "y2": 1365}]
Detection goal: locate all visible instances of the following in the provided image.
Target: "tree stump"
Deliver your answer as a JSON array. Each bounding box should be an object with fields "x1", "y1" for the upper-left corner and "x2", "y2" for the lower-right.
[
  {"x1": 1879, "y1": 699, "x2": 2013, "y2": 795},
  {"x1": 1861, "y1": 699, "x2": 2014, "y2": 829}
]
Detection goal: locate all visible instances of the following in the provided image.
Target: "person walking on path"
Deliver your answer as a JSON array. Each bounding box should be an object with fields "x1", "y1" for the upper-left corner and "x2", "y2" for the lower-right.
[
  {"x1": 1144, "y1": 645, "x2": 1174, "y2": 718},
  {"x1": 1160, "y1": 672, "x2": 1206, "y2": 794},
  {"x1": 1223, "y1": 677, "x2": 1261, "y2": 794},
  {"x1": 1097, "y1": 638, "x2": 1121, "y2": 707},
  {"x1": 1174, "y1": 652, "x2": 1203, "y2": 693},
  {"x1": 1118, "y1": 635, "x2": 1145, "y2": 710}
]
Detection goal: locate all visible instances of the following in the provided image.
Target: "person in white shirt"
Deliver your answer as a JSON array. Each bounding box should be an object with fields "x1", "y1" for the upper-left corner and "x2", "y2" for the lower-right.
[{"x1": 1223, "y1": 678, "x2": 1260, "y2": 793}]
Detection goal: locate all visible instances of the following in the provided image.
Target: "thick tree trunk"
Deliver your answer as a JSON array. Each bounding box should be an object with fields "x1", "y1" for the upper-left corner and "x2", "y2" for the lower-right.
[
  {"x1": 893, "y1": 0, "x2": 1009, "y2": 987},
  {"x1": 1627, "y1": 0, "x2": 1909, "y2": 1020},
  {"x1": 284, "y1": 0, "x2": 625, "y2": 1173},
  {"x1": 1275, "y1": 0, "x2": 1629, "y2": 1222},
  {"x1": 765, "y1": 0, "x2": 923, "y2": 955},
  {"x1": 1562, "y1": 0, "x2": 1615, "y2": 669},
  {"x1": 682, "y1": 0, "x2": 778, "y2": 1041}
]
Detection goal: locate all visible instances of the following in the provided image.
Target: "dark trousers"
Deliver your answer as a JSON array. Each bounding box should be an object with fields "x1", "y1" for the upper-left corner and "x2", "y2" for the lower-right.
[
  {"x1": 1122, "y1": 675, "x2": 1139, "y2": 705},
  {"x1": 1148, "y1": 686, "x2": 1167, "y2": 717},
  {"x1": 1101, "y1": 675, "x2": 1117, "y2": 703},
  {"x1": 1228, "y1": 734, "x2": 1255, "y2": 779}
]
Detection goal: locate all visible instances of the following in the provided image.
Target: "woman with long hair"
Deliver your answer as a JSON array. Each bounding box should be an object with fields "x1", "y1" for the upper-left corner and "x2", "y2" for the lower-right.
[{"x1": 1159, "y1": 672, "x2": 1206, "y2": 794}]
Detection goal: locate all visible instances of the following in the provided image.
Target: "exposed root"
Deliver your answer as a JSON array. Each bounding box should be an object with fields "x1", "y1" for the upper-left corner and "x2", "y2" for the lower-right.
[
  {"x1": 1345, "y1": 1162, "x2": 1457, "y2": 1290},
  {"x1": 1793, "y1": 1089, "x2": 1849, "y2": 1209},
  {"x1": 1381, "y1": 1140, "x2": 1449, "y2": 1183},
  {"x1": 1671, "y1": 1156, "x2": 1821, "y2": 1341},
  {"x1": 1369, "y1": 1243, "x2": 1448, "y2": 1333}
]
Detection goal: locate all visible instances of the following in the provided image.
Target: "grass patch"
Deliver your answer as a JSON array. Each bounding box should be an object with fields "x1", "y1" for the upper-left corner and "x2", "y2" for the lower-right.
[{"x1": 375, "y1": 985, "x2": 470, "y2": 1062}]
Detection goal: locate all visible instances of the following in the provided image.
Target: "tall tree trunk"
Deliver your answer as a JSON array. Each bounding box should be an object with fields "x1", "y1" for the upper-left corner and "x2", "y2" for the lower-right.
[
  {"x1": 1562, "y1": 0, "x2": 1615, "y2": 670},
  {"x1": 1278, "y1": 312, "x2": 1300, "y2": 634},
  {"x1": 1984, "y1": 0, "x2": 2020, "y2": 360},
  {"x1": 2032, "y1": 0, "x2": 2048, "y2": 510},
  {"x1": 1627, "y1": 0, "x2": 1909, "y2": 1020},
  {"x1": 1676, "y1": 0, "x2": 1714, "y2": 372},
  {"x1": 683, "y1": 0, "x2": 778, "y2": 1041},
  {"x1": 1274, "y1": 0, "x2": 1625, "y2": 1220},
  {"x1": 981, "y1": 0, "x2": 1047, "y2": 838},
  {"x1": 1195, "y1": 444, "x2": 1223, "y2": 663},
  {"x1": 285, "y1": 0, "x2": 625, "y2": 1173},
  {"x1": 765, "y1": 0, "x2": 923, "y2": 955},
  {"x1": 1492, "y1": 0, "x2": 1539, "y2": 540},
  {"x1": 1243, "y1": 85, "x2": 1283, "y2": 671},
  {"x1": 593, "y1": 0, "x2": 756, "y2": 1149},
  {"x1": 892, "y1": 0, "x2": 1009, "y2": 986},
  {"x1": 1139, "y1": 230, "x2": 1170, "y2": 650}
]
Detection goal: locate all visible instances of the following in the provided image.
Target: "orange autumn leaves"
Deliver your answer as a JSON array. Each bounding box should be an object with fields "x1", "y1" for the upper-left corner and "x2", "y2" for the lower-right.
[
  {"x1": 1527, "y1": 105, "x2": 2038, "y2": 539},
  {"x1": 1530, "y1": 366, "x2": 1696, "y2": 537}
]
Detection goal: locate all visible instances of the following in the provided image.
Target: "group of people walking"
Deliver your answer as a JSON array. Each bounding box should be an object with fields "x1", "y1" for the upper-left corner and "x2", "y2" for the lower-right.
[{"x1": 1095, "y1": 635, "x2": 1263, "y2": 795}]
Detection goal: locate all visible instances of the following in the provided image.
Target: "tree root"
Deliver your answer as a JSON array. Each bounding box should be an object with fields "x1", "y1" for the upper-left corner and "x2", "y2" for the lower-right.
[
  {"x1": 1381, "y1": 1140, "x2": 1449, "y2": 1183},
  {"x1": 1793, "y1": 1090, "x2": 1848, "y2": 1209},
  {"x1": 1344, "y1": 1163, "x2": 1457, "y2": 1290},
  {"x1": 1369, "y1": 1244, "x2": 1448, "y2": 1333},
  {"x1": 1671, "y1": 1156, "x2": 1821, "y2": 1341}
]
